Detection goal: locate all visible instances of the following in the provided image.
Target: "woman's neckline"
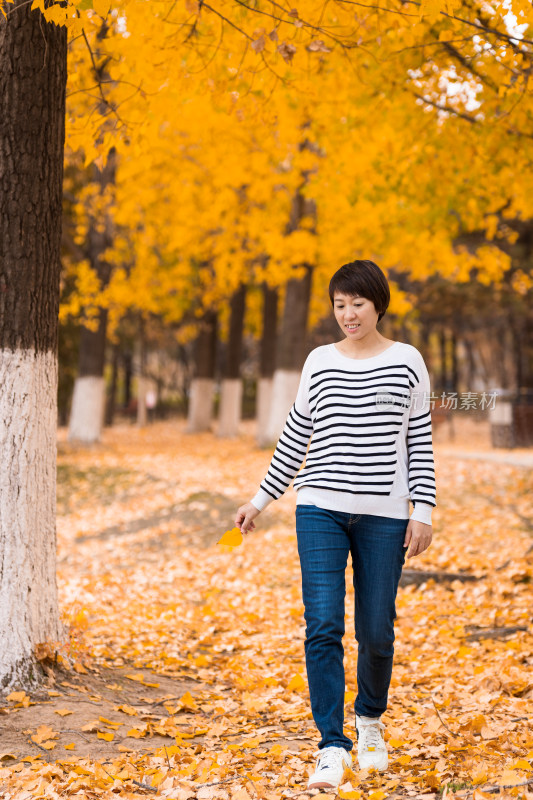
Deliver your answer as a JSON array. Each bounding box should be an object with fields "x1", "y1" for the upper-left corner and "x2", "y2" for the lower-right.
[{"x1": 329, "y1": 341, "x2": 400, "y2": 362}]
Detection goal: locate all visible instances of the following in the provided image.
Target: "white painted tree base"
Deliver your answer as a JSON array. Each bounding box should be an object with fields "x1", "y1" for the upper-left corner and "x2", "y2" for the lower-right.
[
  {"x1": 217, "y1": 379, "x2": 242, "y2": 438},
  {"x1": 256, "y1": 377, "x2": 273, "y2": 446},
  {"x1": 261, "y1": 369, "x2": 301, "y2": 446},
  {"x1": 0, "y1": 349, "x2": 64, "y2": 689},
  {"x1": 68, "y1": 376, "x2": 106, "y2": 443},
  {"x1": 186, "y1": 378, "x2": 215, "y2": 433}
]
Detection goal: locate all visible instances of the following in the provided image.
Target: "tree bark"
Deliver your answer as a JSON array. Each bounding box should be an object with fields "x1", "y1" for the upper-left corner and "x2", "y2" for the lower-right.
[
  {"x1": 218, "y1": 285, "x2": 246, "y2": 438},
  {"x1": 68, "y1": 151, "x2": 116, "y2": 443},
  {"x1": 451, "y1": 329, "x2": 459, "y2": 393},
  {"x1": 260, "y1": 283, "x2": 279, "y2": 379},
  {"x1": 263, "y1": 170, "x2": 315, "y2": 445},
  {"x1": 0, "y1": 1, "x2": 67, "y2": 689},
  {"x1": 262, "y1": 266, "x2": 313, "y2": 444},
  {"x1": 256, "y1": 283, "x2": 279, "y2": 443},
  {"x1": 123, "y1": 350, "x2": 133, "y2": 410},
  {"x1": 439, "y1": 328, "x2": 447, "y2": 392},
  {"x1": 105, "y1": 343, "x2": 119, "y2": 427},
  {"x1": 186, "y1": 310, "x2": 218, "y2": 432},
  {"x1": 136, "y1": 324, "x2": 147, "y2": 427}
]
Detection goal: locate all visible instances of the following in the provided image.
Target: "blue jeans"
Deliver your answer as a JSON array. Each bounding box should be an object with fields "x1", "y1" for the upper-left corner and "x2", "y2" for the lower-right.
[{"x1": 295, "y1": 504, "x2": 408, "y2": 751}]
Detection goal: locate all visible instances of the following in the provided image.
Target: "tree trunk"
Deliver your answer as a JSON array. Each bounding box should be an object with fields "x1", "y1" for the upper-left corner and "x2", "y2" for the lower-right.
[
  {"x1": 0, "y1": 1, "x2": 67, "y2": 689},
  {"x1": 186, "y1": 310, "x2": 218, "y2": 432},
  {"x1": 136, "y1": 326, "x2": 147, "y2": 427},
  {"x1": 68, "y1": 151, "x2": 116, "y2": 443},
  {"x1": 68, "y1": 311, "x2": 108, "y2": 442},
  {"x1": 523, "y1": 316, "x2": 533, "y2": 389},
  {"x1": 123, "y1": 350, "x2": 133, "y2": 410},
  {"x1": 263, "y1": 266, "x2": 313, "y2": 444},
  {"x1": 256, "y1": 283, "x2": 278, "y2": 444},
  {"x1": 439, "y1": 328, "x2": 447, "y2": 392},
  {"x1": 263, "y1": 168, "x2": 315, "y2": 445},
  {"x1": 105, "y1": 343, "x2": 119, "y2": 427},
  {"x1": 218, "y1": 285, "x2": 246, "y2": 438},
  {"x1": 451, "y1": 329, "x2": 459, "y2": 393}
]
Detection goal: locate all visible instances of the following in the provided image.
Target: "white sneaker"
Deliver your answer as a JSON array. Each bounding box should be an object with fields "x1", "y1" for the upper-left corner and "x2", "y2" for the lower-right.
[
  {"x1": 307, "y1": 745, "x2": 352, "y2": 789},
  {"x1": 356, "y1": 715, "x2": 388, "y2": 771}
]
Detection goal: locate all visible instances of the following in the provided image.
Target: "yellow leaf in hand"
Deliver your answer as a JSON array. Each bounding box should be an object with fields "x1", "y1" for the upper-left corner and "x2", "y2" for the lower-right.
[{"x1": 217, "y1": 527, "x2": 243, "y2": 547}]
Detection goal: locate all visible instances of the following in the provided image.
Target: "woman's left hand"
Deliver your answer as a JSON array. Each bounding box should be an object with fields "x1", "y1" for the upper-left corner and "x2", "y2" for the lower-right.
[{"x1": 404, "y1": 519, "x2": 432, "y2": 559}]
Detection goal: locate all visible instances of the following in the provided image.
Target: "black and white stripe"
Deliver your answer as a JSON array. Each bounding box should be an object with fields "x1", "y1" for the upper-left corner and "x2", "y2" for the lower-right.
[{"x1": 253, "y1": 343, "x2": 436, "y2": 518}]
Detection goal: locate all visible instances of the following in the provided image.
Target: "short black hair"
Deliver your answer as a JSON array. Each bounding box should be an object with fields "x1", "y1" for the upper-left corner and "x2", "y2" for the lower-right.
[{"x1": 329, "y1": 260, "x2": 390, "y2": 322}]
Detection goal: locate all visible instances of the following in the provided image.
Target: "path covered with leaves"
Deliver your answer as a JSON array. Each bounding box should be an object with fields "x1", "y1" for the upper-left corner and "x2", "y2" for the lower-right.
[{"x1": 1, "y1": 421, "x2": 532, "y2": 799}]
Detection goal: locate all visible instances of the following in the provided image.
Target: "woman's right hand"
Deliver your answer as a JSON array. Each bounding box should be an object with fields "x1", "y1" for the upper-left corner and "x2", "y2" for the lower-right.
[{"x1": 235, "y1": 502, "x2": 260, "y2": 535}]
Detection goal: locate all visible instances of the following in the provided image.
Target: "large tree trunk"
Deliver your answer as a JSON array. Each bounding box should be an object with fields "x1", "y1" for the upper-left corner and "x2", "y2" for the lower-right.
[
  {"x1": 218, "y1": 285, "x2": 246, "y2": 438},
  {"x1": 68, "y1": 152, "x2": 116, "y2": 443},
  {"x1": 256, "y1": 282, "x2": 279, "y2": 445},
  {"x1": 0, "y1": 1, "x2": 67, "y2": 689},
  {"x1": 186, "y1": 310, "x2": 218, "y2": 432}
]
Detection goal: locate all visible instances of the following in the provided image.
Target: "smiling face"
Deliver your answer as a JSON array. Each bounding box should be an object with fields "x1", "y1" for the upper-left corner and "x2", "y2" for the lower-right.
[{"x1": 332, "y1": 291, "x2": 380, "y2": 340}]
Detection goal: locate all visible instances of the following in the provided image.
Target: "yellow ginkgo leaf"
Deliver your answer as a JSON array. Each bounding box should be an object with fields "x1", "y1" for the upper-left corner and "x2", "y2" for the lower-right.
[
  {"x1": 115, "y1": 704, "x2": 138, "y2": 716},
  {"x1": 286, "y1": 673, "x2": 306, "y2": 692},
  {"x1": 512, "y1": 760, "x2": 532, "y2": 772},
  {"x1": 40, "y1": 741, "x2": 56, "y2": 751},
  {"x1": 499, "y1": 769, "x2": 527, "y2": 786},
  {"x1": 127, "y1": 728, "x2": 146, "y2": 738},
  {"x1": 179, "y1": 691, "x2": 198, "y2": 710},
  {"x1": 217, "y1": 527, "x2": 243, "y2": 547},
  {"x1": 6, "y1": 691, "x2": 27, "y2": 703},
  {"x1": 97, "y1": 731, "x2": 114, "y2": 741},
  {"x1": 54, "y1": 709, "x2": 74, "y2": 717},
  {"x1": 388, "y1": 738, "x2": 405, "y2": 748}
]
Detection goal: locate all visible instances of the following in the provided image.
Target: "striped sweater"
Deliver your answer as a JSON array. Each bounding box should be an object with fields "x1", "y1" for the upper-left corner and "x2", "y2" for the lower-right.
[{"x1": 251, "y1": 341, "x2": 436, "y2": 525}]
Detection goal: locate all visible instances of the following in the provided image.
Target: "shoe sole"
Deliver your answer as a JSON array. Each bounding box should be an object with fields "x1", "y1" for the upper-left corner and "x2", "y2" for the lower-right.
[
  {"x1": 358, "y1": 761, "x2": 388, "y2": 772},
  {"x1": 307, "y1": 781, "x2": 339, "y2": 789}
]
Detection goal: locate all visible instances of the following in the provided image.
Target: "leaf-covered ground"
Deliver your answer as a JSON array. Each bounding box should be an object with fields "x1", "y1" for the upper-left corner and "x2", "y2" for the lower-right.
[{"x1": 1, "y1": 419, "x2": 532, "y2": 800}]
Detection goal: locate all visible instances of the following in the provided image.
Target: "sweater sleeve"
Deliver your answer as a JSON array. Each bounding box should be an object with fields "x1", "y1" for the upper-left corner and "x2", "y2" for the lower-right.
[
  {"x1": 250, "y1": 354, "x2": 314, "y2": 512},
  {"x1": 407, "y1": 351, "x2": 437, "y2": 525}
]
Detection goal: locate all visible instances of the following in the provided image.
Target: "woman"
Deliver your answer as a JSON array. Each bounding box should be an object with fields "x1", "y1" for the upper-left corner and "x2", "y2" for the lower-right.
[{"x1": 235, "y1": 260, "x2": 436, "y2": 790}]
